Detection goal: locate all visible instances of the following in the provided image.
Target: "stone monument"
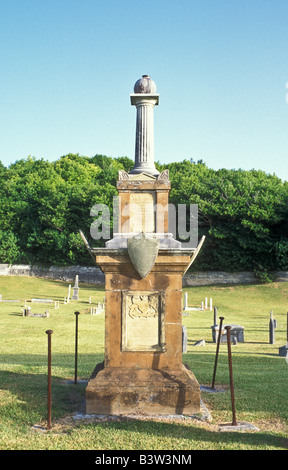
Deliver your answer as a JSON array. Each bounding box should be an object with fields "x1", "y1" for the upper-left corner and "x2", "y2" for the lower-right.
[
  {"x1": 279, "y1": 313, "x2": 288, "y2": 357},
  {"x1": 83, "y1": 75, "x2": 205, "y2": 416},
  {"x1": 72, "y1": 275, "x2": 79, "y2": 300}
]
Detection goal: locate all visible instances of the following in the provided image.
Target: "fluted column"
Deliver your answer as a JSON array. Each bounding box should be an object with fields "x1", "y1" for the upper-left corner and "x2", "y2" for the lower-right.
[{"x1": 130, "y1": 75, "x2": 159, "y2": 176}]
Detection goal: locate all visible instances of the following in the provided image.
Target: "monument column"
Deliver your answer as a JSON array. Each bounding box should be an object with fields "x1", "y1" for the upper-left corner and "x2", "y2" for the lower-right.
[{"x1": 130, "y1": 75, "x2": 159, "y2": 176}]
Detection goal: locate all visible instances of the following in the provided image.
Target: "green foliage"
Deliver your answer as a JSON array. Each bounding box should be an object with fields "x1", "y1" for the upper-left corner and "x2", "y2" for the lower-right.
[
  {"x1": 0, "y1": 155, "x2": 288, "y2": 272},
  {"x1": 0, "y1": 230, "x2": 20, "y2": 263},
  {"x1": 168, "y1": 161, "x2": 288, "y2": 272}
]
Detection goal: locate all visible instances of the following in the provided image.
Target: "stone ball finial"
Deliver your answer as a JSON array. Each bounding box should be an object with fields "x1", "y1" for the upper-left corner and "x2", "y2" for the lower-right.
[{"x1": 134, "y1": 75, "x2": 156, "y2": 94}]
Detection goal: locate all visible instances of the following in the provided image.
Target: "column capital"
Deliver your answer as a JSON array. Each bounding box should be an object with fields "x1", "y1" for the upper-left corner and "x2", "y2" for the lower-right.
[{"x1": 130, "y1": 94, "x2": 159, "y2": 106}]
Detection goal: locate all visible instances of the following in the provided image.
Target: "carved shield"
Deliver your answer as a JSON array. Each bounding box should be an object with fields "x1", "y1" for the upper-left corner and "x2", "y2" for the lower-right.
[{"x1": 127, "y1": 233, "x2": 159, "y2": 278}]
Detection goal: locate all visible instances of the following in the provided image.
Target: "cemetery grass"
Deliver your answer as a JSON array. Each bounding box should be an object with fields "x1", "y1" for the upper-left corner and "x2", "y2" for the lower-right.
[{"x1": 0, "y1": 276, "x2": 288, "y2": 450}]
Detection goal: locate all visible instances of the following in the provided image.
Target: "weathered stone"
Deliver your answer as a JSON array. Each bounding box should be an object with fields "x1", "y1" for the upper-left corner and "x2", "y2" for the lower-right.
[
  {"x1": 130, "y1": 75, "x2": 159, "y2": 176},
  {"x1": 218, "y1": 421, "x2": 259, "y2": 432},
  {"x1": 128, "y1": 192, "x2": 156, "y2": 233},
  {"x1": 212, "y1": 324, "x2": 244, "y2": 343},
  {"x1": 72, "y1": 275, "x2": 79, "y2": 300},
  {"x1": 86, "y1": 364, "x2": 200, "y2": 416},
  {"x1": 182, "y1": 326, "x2": 187, "y2": 353},
  {"x1": 5, "y1": 264, "x2": 288, "y2": 287},
  {"x1": 85, "y1": 246, "x2": 202, "y2": 414},
  {"x1": 127, "y1": 233, "x2": 159, "y2": 279},
  {"x1": 122, "y1": 291, "x2": 165, "y2": 352},
  {"x1": 85, "y1": 76, "x2": 204, "y2": 417},
  {"x1": 279, "y1": 345, "x2": 288, "y2": 357},
  {"x1": 23, "y1": 306, "x2": 32, "y2": 317}
]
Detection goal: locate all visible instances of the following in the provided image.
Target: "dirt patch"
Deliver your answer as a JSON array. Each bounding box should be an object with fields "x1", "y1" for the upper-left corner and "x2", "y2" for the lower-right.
[{"x1": 255, "y1": 417, "x2": 288, "y2": 434}]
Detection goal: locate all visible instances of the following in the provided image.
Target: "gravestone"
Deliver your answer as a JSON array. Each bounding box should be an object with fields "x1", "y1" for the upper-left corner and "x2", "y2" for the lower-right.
[
  {"x1": 90, "y1": 303, "x2": 104, "y2": 315},
  {"x1": 211, "y1": 324, "x2": 244, "y2": 343},
  {"x1": 279, "y1": 344, "x2": 288, "y2": 357},
  {"x1": 182, "y1": 326, "x2": 188, "y2": 353},
  {"x1": 269, "y1": 311, "x2": 275, "y2": 344},
  {"x1": 23, "y1": 306, "x2": 32, "y2": 317},
  {"x1": 213, "y1": 307, "x2": 218, "y2": 326},
  {"x1": 72, "y1": 275, "x2": 79, "y2": 300},
  {"x1": 83, "y1": 76, "x2": 205, "y2": 417},
  {"x1": 279, "y1": 313, "x2": 288, "y2": 357},
  {"x1": 67, "y1": 284, "x2": 71, "y2": 303}
]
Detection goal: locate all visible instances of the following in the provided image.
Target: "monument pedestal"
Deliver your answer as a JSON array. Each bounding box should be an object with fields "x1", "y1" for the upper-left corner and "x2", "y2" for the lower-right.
[
  {"x1": 86, "y1": 364, "x2": 199, "y2": 416},
  {"x1": 85, "y1": 249, "x2": 201, "y2": 416}
]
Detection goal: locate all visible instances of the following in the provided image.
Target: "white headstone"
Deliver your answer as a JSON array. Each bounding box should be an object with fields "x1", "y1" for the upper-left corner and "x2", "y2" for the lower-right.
[
  {"x1": 72, "y1": 276, "x2": 79, "y2": 300},
  {"x1": 67, "y1": 284, "x2": 71, "y2": 302},
  {"x1": 184, "y1": 292, "x2": 188, "y2": 310}
]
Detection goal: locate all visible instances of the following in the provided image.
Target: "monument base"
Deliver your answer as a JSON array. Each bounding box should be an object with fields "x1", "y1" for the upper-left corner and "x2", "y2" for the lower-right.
[{"x1": 86, "y1": 363, "x2": 200, "y2": 416}]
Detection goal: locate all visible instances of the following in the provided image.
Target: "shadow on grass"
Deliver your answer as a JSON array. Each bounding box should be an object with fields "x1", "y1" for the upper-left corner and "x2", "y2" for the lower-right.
[
  {"x1": 0, "y1": 368, "x2": 287, "y2": 449},
  {"x1": 1, "y1": 352, "x2": 288, "y2": 450},
  {"x1": 82, "y1": 418, "x2": 288, "y2": 450},
  {"x1": 0, "y1": 353, "x2": 104, "y2": 421},
  {"x1": 0, "y1": 352, "x2": 104, "y2": 368}
]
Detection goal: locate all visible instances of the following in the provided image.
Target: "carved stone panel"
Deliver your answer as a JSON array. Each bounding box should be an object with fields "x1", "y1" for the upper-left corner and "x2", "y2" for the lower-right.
[
  {"x1": 121, "y1": 291, "x2": 165, "y2": 352},
  {"x1": 128, "y1": 192, "x2": 156, "y2": 233}
]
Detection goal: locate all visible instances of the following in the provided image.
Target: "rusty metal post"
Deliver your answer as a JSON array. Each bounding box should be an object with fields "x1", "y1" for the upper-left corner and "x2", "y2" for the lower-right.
[
  {"x1": 225, "y1": 325, "x2": 237, "y2": 426},
  {"x1": 45, "y1": 329, "x2": 53, "y2": 430},
  {"x1": 211, "y1": 316, "x2": 224, "y2": 389},
  {"x1": 74, "y1": 311, "x2": 80, "y2": 384}
]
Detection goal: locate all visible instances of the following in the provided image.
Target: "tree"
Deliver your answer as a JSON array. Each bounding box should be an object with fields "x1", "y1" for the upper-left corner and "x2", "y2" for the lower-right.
[
  {"x1": 0, "y1": 230, "x2": 20, "y2": 264},
  {"x1": 168, "y1": 161, "x2": 288, "y2": 275},
  {"x1": 1, "y1": 154, "x2": 288, "y2": 274}
]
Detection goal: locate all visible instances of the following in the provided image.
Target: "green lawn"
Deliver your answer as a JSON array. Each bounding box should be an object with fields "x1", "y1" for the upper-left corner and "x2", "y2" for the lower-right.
[{"x1": 0, "y1": 276, "x2": 288, "y2": 450}]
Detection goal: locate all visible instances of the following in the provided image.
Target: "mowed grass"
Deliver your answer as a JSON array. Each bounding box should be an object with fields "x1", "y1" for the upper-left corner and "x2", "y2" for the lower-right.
[{"x1": 0, "y1": 275, "x2": 288, "y2": 450}]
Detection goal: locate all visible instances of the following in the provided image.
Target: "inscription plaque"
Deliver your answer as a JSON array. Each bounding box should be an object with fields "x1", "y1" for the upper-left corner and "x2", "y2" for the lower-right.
[
  {"x1": 122, "y1": 291, "x2": 165, "y2": 352},
  {"x1": 129, "y1": 192, "x2": 155, "y2": 233}
]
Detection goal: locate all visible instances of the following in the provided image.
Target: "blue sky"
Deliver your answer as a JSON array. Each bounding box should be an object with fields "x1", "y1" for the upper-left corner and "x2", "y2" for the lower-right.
[{"x1": 1, "y1": 0, "x2": 288, "y2": 180}]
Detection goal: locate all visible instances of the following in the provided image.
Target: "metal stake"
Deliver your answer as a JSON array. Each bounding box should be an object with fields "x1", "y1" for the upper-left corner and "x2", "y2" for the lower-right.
[
  {"x1": 225, "y1": 325, "x2": 237, "y2": 426},
  {"x1": 211, "y1": 316, "x2": 224, "y2": 389},
  {"x1": 45, "y1": 329, "x2": 53, "y2": 430},
  {"x1": 74, "y1": 311, "x2": 80, "y2": 384}
]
